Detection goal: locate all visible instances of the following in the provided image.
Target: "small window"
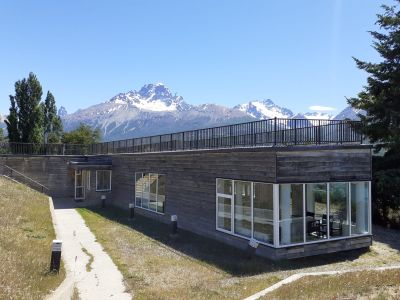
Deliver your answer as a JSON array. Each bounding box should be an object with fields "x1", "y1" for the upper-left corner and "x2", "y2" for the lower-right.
[
  {"x1": 96, "y1": 170, "x2": 112, "y2": 191},
  {"x1": 135, "y1": 172, "x2": 165, "y2": 214}
]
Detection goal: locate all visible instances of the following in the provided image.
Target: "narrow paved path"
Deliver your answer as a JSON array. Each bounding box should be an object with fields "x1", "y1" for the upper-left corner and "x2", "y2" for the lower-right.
[
  {"x1": 49, "y1": 199, "x2": 131, "y2": 300},
  {"x1": 244, "y1": 264, "x2": 400, "y2": 300}
]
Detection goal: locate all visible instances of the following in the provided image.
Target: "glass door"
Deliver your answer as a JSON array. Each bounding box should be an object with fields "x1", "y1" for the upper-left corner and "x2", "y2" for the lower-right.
[{"x1": 75, "y1": 170, "x2": 85, "y2": 200}]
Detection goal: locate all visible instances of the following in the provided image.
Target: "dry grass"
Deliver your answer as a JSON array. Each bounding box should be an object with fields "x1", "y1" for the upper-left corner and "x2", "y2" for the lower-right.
[
  {"x1": 77, "y1": 206, "x2": 400, "y2": 300},
  {"x1": 77, "y1": 207, "x2": 280, "y2": 300},
  {"x1": 0, "y1": 177, "x2": 65, "y2": 300},
  {"x1": 265, "y1": 269, "x2": 400, "y2": 299},
  {"x1": 81, "y1": 247, "x2": 94, "y2": 272}
]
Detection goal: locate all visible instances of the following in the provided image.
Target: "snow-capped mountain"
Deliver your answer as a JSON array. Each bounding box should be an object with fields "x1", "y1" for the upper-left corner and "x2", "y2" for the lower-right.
[
  {"x1": 234, "y1": 99, "x2": 294, "y2": 119},
  {"x1": 62, "y1": 83, "x2": 252, "y2": 141},
  {"x1": 58, "y1": 106, "x2": 68, "y2": 117},
  {"x1": 61, "y1": 83, "x2": 362, "y2": 142},
  {"x1": 334, "y1": 106, "x2": 365, "y2": 120},
  {"x1": 109, "y1": 83, "x2": 191, "y2": 112}
]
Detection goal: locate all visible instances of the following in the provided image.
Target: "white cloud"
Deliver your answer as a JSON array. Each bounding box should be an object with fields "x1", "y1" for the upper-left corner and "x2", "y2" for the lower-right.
[{"x1": 309, "y1": 105, "x2": 337, "y2": 111}]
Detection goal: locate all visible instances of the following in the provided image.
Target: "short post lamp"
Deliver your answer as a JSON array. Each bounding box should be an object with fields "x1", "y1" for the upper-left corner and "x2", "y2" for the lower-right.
[
  {"x1": 171, "y1": 215, "x2": 178, "y2": 236},
  {"x1": 101, "y1": 195, "x2": 106, "y2": 208},
  {"x1": 50, "y1": 240, "x2": 62, "y2": 272},
  {"x1": 246, "y1": 238, "x2": 259, "y2": 259},
  {"x1": 129, "y1": 203, "x2": 135, "y2": 220}
]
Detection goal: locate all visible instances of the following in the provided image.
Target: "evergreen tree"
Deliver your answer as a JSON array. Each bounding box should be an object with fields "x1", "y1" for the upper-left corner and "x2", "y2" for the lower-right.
[
  {"x1": 5, "y1": 96, "x2": 20, "y2": 142},
  {"x1": 348, "y1": 1, "x2": 400, "y2": 156},
  {"x1": 0, "y1": 128, "x2": 5, "y2": 141},
  {"x1": 7, "y1": 73, "x2": 44, "y2": 144},
  {"x1": 42, "y1": 91, "x2": 63, "y2": 143}
]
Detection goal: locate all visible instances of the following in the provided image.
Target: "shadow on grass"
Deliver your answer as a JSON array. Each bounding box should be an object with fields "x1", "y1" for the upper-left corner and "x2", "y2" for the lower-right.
[
  {"x1": 372, "y1": 225, "x2": 400, "y2": 252},
  {"x1": 82, "y1": 205, "x2": 368, "y2": 277}
]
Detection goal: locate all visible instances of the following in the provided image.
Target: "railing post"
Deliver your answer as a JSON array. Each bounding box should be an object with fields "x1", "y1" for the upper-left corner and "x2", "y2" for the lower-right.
[
  {"x1": 229, "y1": 125, "x2": 233, "y2": 148},
  {"x1": 251, "y1": 122, "x2": 255, "y2": 146},
  {"x1": 294, "y1": 119, "x2": 297, "y2": 145},
  {"x1": 182, "y1": 132, "x2": 185, "y2": 150},
  {"x1": 170, "y1": 134, "x2": 173, "y2": 151},
  {"x1": 318, "y1": 120, "x2": 321, "y2": 144},
  {"x1": 274, "y1": 117, "x2": 277, "y2": 146}
]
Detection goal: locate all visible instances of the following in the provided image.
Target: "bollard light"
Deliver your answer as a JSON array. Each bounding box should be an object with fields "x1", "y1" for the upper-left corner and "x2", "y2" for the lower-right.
[
  {"x1": 129, "y1": 203, "x2": 135, "y2": 219},
  {"x1": 50, "y1": 240, "x2": 62, "y2": 272},
  {"x1": 171, "y1": 214, "x2": 178, "y2": 235},
  {"x1": 101, "y1": 195, "x2": 106, "y2": 208},
  {"x1": 246, "y1": 238, "x2": 259, "y2": 260}
]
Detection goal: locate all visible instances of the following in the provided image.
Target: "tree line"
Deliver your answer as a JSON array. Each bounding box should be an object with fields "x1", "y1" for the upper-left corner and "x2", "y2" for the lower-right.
[{"x1": 3, "y1": 72, "x2": 101, "y2": 145}]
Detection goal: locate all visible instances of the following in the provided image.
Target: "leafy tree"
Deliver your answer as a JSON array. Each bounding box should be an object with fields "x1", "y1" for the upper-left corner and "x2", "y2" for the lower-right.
[
  {"x1": 348, "y1": 1, "x2": 400, "y2": 156},
  {"x1": 42, "y1": 91, "x2": 63, "y2": 143},
  {"x1": 6, "y1": 72, "x2": 44, "y2": 144},
  {"x1": 62, "y1": 124, "x2": 101, "y2": 145}
]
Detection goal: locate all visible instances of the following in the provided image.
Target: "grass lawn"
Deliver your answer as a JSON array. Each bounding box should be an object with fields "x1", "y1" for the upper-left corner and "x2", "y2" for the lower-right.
[
  {"x1": 0, "y1": 177, "x2": 65, "y2": 300},
  {"x1": 78, "y1": 205, "x2": 400, "y2": 300},
  {"x1": 265, "y1": 269, "x2": 400, "y2": 299}
]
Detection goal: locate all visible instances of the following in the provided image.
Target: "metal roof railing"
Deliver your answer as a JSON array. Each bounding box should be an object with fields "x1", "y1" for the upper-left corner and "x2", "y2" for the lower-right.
[{"x1": 0, "y1": 117, "x2": 363, "y2": 156}]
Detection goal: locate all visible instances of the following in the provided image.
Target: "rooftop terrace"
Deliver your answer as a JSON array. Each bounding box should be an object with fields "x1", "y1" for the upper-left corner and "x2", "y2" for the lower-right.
[{"x1": 0, "y1": 117, "x2": 364, "y2": 155}]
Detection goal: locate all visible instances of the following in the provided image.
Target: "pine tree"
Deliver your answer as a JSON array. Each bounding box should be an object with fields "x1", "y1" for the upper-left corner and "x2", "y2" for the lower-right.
[
  {"x1": 43, "y1": 91, "x2": 63, "y2": 143},
  {"x1": 348, "y1": 1, "x2": 400, "y2": 156},
  {"x1": 10, "y1": 72, "x2": 44, "y2": 144}
]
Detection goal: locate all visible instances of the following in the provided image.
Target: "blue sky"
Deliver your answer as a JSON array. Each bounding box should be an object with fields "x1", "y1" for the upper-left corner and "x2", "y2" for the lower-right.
[{"x1": 0, "y1": 0, "x2": 392, "y2": 115}]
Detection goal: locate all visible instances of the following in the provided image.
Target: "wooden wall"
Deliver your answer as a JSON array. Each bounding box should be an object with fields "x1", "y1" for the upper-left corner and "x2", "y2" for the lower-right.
[
  {"x1": 276, "y1": 146, "x2": 372, "y2": 183},
  {"x1": 0, "y1": 145, "x2": 372, "y2": 259}
]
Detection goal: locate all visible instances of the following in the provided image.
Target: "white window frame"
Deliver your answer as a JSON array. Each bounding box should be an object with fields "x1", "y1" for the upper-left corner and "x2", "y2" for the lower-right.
[
  {"x1": 75, "y1": 170, "x2": 85, "y2": 200},
  {"x1": 216, "y1": 178, "x2": 275, "y2": 246},
  {"x1": 96, "y1": 170, "x2": 112, "y2": 192},
  {"x1": 134, "y1": 172, "x2": 166, "y2": 215},
  {"x1": 215, "y1": 178, "x2": 372, "y2": 249}
]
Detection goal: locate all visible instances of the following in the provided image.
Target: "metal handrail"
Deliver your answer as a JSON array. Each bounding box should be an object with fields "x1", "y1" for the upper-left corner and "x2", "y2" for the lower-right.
[
  {"x1": 0, "y1": 118, "x2": 364, "y2": 155},
  {"x1": 4, "y1": 165, "x2": 50, "y2": 193}
]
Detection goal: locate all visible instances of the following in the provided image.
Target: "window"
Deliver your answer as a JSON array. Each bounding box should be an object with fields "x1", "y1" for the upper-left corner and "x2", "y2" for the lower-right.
[
  {"x1": 305, "y1": 183, "x2": 327, "y2": 241},
  {"x1": 279, "y1": 184, "x2": 304, "y2": 245},
  {"x1": 253, "y1": 183, "x2": 274, "y2": 244},
  {"x1": 351, "y1": 182, "x2": 369, "y2": 235},
  {"x1": 234, "y1": 181, "x2": 252, "y2": 237},
  {"x1": 216, "y1": 179, "x2": 233, "y2": 232},
  {"x1": 329, "y1": 182, "x2": 350, "y2": 237},
  {"x1": 216, "y1": 179, "x2": 370, "y2": 247},
  {"x1": 216, "y1": 178, "x2": 274, "y2": 245},
  {"x1": 96, "y1": 170, "x2": 112, "y2": 191},
  {"x1": 135, "y1": 172, "x2": 165, "y2": 213}
]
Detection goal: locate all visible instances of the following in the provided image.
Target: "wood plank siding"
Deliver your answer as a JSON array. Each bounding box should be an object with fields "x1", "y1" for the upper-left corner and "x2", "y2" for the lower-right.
[{"x1": 0, "y1": 144, "x2": 372, "y2": 259}]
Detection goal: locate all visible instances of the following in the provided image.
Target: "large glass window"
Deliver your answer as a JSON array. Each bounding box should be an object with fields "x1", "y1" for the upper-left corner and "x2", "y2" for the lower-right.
[
  {"x1": 279, "y1": 184, "x2": 304, "y2": 245},
  {"x1": 253, "y1": 183, "x2": 274, "y2": 244},
  {"x1": 329, "y1": 183, "x2": 350, "y2": 237},
  {"x1": 216, "y1": 179, "x2": 370, "y2": 247},
  {"x1": 96, "y1": 170, "x2": 111, "y2": 191},
  {"x1": 305, "y1": 183, "x2": 327, "y2": 241},
  {"x1": 217, "y1": 196, "x2": 232, "y2": 231},
  {"x1": 351, "y1": 182, "x2": 369, "y2": 235},
  {"x1": 157, "y1": 175, "x2": 166, "y2": 213},
  {"x1": 135, "y1": 172, "x2": 166, "y2": 213},
  {"x1": 234, "y1": 181, "x2": 252, "y2": 238}
]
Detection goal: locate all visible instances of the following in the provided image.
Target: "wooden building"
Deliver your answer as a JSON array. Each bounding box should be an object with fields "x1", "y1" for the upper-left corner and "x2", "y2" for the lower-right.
[{"x1": 0, "y1": 119, "x2": 372, "y2": 259}]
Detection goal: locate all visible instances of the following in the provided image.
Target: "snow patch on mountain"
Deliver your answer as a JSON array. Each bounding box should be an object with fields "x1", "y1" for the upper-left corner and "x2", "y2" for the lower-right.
[
  {"x1": 334, "y1": 106, "x2": 366, "y2": 120},
  {"x1": 234, "y1": 99, "x2": 294, "y2": 119},
  {"x1": 109, "y1": 83, "x2": 190, "y2": 112}
]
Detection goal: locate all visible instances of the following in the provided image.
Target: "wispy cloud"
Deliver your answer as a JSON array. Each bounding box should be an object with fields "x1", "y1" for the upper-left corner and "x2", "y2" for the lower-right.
[{"x1": 309, "y1": 105, "x2": 337, "y2": 111}]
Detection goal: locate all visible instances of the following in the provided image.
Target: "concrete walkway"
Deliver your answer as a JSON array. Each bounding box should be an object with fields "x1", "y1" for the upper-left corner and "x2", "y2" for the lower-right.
[
  {"x1": 48, "y1": 198, "x2": 131, "y2": 300},
  {"x1": 244, "y1": 264, "x2": 400, "y2": 300}
]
